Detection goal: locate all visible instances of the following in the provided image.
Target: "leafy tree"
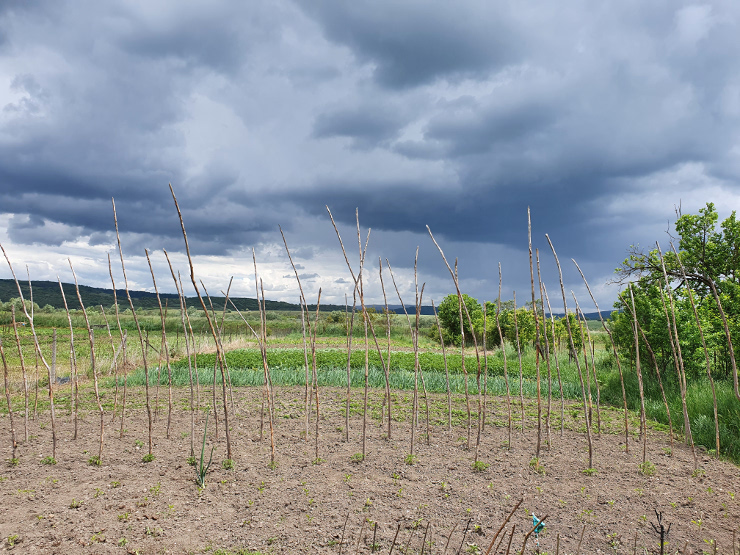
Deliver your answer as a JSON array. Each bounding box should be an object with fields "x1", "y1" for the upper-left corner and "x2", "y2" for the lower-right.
[
  {"x1": 614, "y1": 202, "x2": 740, "y2": 387},
  {"x1": 437, "y1": 293, "x2": 482, "y2": 344}
]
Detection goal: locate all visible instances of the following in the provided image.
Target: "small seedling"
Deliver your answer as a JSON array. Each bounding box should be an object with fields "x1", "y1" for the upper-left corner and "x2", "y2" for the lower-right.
[
  {"x1": 343, "y1": 473, "x2": 352, "y2": 483},
  {"x1": 94, "y1": 488, "x2": 104, "y2": 498},
  {"x1": 6, "y1": 534, "x2": 19, "y2": 547},
  {"x1": 117, "y1": 538, "x2": 128, "y2": 547},
  {"x1": 404, "y1": 453, "x2": 417, "y2": 465},
  {"x1": 40, "y1": 456, "x2": 56, "y2": 466},
  {"x1": 134, "y1": 439, "x2": 144, "y2": 448},
  {"x1": 142, "y1": 453, "x2": 155, "y2": 463},
  {"x1": 149, "y1": 483, "x2": 161, "y2": 496},
  {"x1": 69, "y1": 498, "x2": 82, "y2": 509},
  {"x1": 350, "y1": 453, "x2": 364, "y2": 463},
  {"x1": 471, "y1": 460, "x2": 489, "y2": 473},
  {"x1": 187, "y1": 456, "x2": 196, "y2": 466},
  {"x1": 529, "y1": 457, "x2": 546, "y2": 475},
  {"x1": 692, "y1": 468, "x2": 706, "y2": 478},
  {"x1": 8, "y1": 457, "x2": 19, "y2": 467},
  {"x1": 582, "y1": 468, "x2": 597, "y2": 476},
  {"x1": 222, "y1": 459, "x2": 234, "y2": 470},
  {"x1": 110, "y1": 480, "x2": 120, "y2": 488},
  {"x1": 638, "y1": 460, "x2": 656, "y2": 476},
  {"x1": 118, "y1": 512, "x2": 130, "y2": 521},
  {"x1": 195, "y1": 412, "x2": 215, "y2": 489},
  {"x1": 88, "y1": 455, "x2": 101, "y2": 466}
]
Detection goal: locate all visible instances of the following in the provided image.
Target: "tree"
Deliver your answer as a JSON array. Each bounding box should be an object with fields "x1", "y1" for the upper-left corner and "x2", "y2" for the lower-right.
[
  {"x1": 615, "y1": 202, "x2": 740, "y2": 388},
  {"x1": 437, "y1": 293, "x2": 482, "y2": 344}
]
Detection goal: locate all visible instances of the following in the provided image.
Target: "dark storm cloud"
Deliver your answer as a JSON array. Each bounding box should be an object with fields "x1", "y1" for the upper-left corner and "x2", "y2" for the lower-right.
[
  {"x1": 313, "y1": 104, "x2": 405, "y2": 148},
  {"x1": 2, "y1": 1, "x2": 740, "y2": 307},
  {"x1": 298, "y1": 1, "x2": 520, "y2": 89}
]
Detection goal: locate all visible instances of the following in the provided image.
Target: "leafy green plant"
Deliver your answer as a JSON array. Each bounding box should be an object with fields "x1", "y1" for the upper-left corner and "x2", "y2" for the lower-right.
[
  {"x1": 195, "y1": 412, "x2": 215, "y2": 488},
  {"x1": 6, "y1": 534, "x2": 19, "y2": 547},
  {"x1": 69, "y1": 498, "x2": 82, "y2": 509},
  {"x1": 110, "y1": 480, "x2": 120, "y2": 488},
  {"x1": 88, "y1": 455, "x2": 101, "y2": 466},
  {"x1": 471, "y1": 460, "x2": 489, "y2": 473},
  {"x1": 142, "y1": 453, "x2": 155, "y2": 463},
  {"x1": 187, "y1": 456, "x2": 196, "y2": 466},
  {"x1": 350, "y1": 453, "x2": 364, "y2": 463},
  {"x1": 638, "y1": 460, "x2": 656, "y2": 476},
  {"x1": 222, "y1": 459, "x2": 234, "y2": 470},
  {"x1": 40, "y1": 456, "x2": 56, "y2": 465},
  {"x1": 582, "y1": 468, "x2": 597, "y2": 476},
  {"x1": 8, "y1": 457, "x2": 19, "y2": 467},
  {"x1": 404, "y1": 453, "x2": 417, "y2": 465}
]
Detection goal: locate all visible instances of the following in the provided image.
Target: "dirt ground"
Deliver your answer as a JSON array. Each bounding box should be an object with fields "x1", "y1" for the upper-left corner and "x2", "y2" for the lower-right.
[{"x1": 0, "y1": 386, "x2": 738, "y2": 554}]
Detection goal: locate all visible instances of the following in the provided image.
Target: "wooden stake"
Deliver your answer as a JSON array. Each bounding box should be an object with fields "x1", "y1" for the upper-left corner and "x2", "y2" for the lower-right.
[
  {"x1": 57, "y1": 277, "x2": 78, "y2": 438},
  {"x1": 10, "y1": 306, "x2": 29, "y2": 442},
  {"x1": 145, "y1": 250, "x2": 174, "y2": 439},
  {"x1": 112, "y1": 198, "x2": 153, "y2": 456},
  {"x1": 164, "y1": 250, "x2": 195, "y2": 456},
  {"x1": 512, "y1": 291, "x2": 525, "y2": 433},
  {"x1": 495, "y1": 263, "x2": 513, "y2": 449},
  {"x1": 432, "y1": 300, "x2": 453, "y2": 431},
  {"x1": 673, "y1": 243, "x2": 720, "y2": 458},
  {"x1": 536, "y1": 250, "x2": 553, "y2": 449},
  {"x1": 0, "y1": 337, "x2": 18, "y2": 460},
  {"x1": 542, "y1": 284, "x2": 565, "y2": 437},
  {"x1": 546, "y1": 234, "x2": 593, "y2": 469},
  {"x1": 573, "y1": 259, "x2": 630, "y2": 451},
  {"x1": 69, "y1": 259, "x2": 105, "y2": 462},
  {"x1": 169, "y1": 186, "x2": 231, "y2": 460},
  {"x1": 528, "y1": 208, "x2": 543, "y2": 458}
]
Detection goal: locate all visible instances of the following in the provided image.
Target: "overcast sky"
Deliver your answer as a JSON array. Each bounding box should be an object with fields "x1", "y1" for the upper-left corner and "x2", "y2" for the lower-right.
[{"x1": 1, "y1": 1, "x2": 739, "y2": 312}]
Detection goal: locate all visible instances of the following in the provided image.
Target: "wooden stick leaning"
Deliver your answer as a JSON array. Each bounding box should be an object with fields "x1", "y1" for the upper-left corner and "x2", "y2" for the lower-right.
[
  {"x1": 512, "y1": 291, "x2": 525, "y2": 433},
  {"x1": 546, "y1": 234, "x2": 594, "y2": 469},
  {"x1": 655, "y1": 243, "x2": 696, "y2": 468},
  {"x1": 10, "y1": 306, "x2": 29, "y2": 442},
  {"x1": 107, "y1": 253, "x2": 127, "y2": 432},
  {"x1": 0, "y1": 337, "x2": 18, "y2": 461},
  {"x1": 426, "y1": 226, "x2": 478, "y2": 450},
  {"x1": 180, "y1": 274, "x2": 200, "y2": 410},
  {"x1": 572, "y1": 295, "x2": 601, "y2": 436},
  {"x1": 27, "y1": 270, "x2": 39, "y2": 421},
  {"x1": 528, "y1": 208, "x2": 543, "y2": 458},
  {"x1": 112, "y1": 198, "x2": 154, "y2": 456},
  {"x1": 378, "y1": 258, "x2": 393, "y2": 439},
  {"x1": 69, "y1": 259, "x2": 105, "y2": 462},
  {"x1": 672, "y1": 243, "x2": 720, "y2": 458},
  {"x1": 573, "y1": 259, "x2": 630, "y2": 451},
  {"x1": 163, "y1": 250, "x2": 196, "y2": 456},
  {"x1": 619, "y1": 294, "x2": 674, "y2": 454},
  {"x1": 169, "y1": 185, "x2": 232, "y2": 460},
  {"x1": 541, "y1": 283, "x2": 565, "y2": 437},
  {"x1": 57, "y1": 277, "x2": 79, "y2": 437},
  {"x1": 536, "y1": 250, "x2": 553, "y2": 449},
  {"x1": 145, "y1": 249, "x2": 174, "y2": 439},
  {"x1": 278, "y1": 226, "x2": 314, "y2": 441},
  {"x1": 483, "y1": 497, "x2": 523, "y2": 555},
  {"x1": 385, "y1": 257, "x2": 424, "y2": 454},
  {"x1": 252, "y1": 250, "x2": 276, "y2": 466}
]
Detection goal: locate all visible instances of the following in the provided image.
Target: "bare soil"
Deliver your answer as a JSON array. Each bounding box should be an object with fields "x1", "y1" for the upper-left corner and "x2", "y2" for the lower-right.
[{"x1": 0, "y1": 386, "x2": 738, "y2": 554}]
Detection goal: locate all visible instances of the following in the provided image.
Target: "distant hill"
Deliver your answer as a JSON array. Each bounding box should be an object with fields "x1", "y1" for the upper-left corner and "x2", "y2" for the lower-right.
[{"x1": 0, "y1": 279, "x2": 345, "y2": 312}]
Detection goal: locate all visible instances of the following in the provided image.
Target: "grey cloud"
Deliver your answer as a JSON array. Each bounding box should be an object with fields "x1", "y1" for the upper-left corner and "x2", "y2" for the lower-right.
[
  {"x1": 313, "y1": 104, "x2": 405, "y2": 148},
  {"x1": 299, "y1": 1, "x2": 520, "y2": 89}
]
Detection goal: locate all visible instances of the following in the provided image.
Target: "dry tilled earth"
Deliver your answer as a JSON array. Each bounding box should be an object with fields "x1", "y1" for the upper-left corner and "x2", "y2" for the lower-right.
[{"x1": 0, "y1": 386, "x2": 739, "y2": 554}]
